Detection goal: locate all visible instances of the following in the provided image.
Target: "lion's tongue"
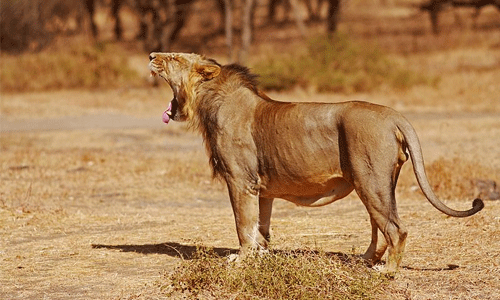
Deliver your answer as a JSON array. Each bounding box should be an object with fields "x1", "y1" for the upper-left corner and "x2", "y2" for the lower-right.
[
  {"x1": 162, "y1": 110, "x2": 170, "y2": 124},
  {"x1": 162, "y1": 102, "x2": 172, "y2": 124}
]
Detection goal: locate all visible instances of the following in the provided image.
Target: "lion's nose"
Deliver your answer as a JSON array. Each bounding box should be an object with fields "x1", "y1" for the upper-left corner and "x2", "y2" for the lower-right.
[{"x1": 149, "y1": 53, "x2": 156, "y2": 61}]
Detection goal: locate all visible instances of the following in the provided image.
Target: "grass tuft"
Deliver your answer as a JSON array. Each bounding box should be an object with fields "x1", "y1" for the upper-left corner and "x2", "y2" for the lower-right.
[
  {"x1": 253, "y1": 33, "x2": 437, "y2": 93},
  {"x1": 164, "y1": 247, "x2": 395, "y2": 300}
]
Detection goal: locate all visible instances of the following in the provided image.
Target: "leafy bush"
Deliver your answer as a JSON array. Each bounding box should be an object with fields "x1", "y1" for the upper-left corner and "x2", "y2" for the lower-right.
[
  {"x1": 164, "y1": 247, "x2": 395, "y2": 300},
  {"x1": 253, "y1": 33, "x2": 436, "y2": 93},
  {"x1": 1, "y1": 43, "x2": 140, "y2": 92}
]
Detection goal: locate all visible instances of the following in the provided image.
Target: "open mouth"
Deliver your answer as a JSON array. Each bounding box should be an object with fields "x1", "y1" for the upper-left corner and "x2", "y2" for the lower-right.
[
  {"x1": 149, "y1": 63, "x2": 175, "y2": 124},
  {"x1": 162, "y1": 102, "x2": 172, "y2": 124}
]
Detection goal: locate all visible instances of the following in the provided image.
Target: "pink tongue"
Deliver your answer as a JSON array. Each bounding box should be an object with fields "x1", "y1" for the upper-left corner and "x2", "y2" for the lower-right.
[
  {"x1": 162, "y1": 102, "x2": 172, "y2": 124},
  {"x1": 162, "y1": 110, "x2": 170, "y2": 124}
]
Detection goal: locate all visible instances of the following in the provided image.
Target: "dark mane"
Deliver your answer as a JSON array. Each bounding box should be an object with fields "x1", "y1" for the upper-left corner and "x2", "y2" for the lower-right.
[
  {"x1": 220, "y1": 63, "x2": 260, "y2": 93},
  {"x1": 196, "y1": 63, "x2": 267, "y2": 180},
  {"x1": 215, "y1": 63, "x2": 273, "y2": 101}
]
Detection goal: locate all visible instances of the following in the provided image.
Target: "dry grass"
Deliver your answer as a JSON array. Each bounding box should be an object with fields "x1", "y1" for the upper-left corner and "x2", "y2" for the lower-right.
[
  {"x1": 165, "y1": 248, "x2": 398, "y2": 300},
  {"x1": 398, "y1": 157, "x2": 500, "y2": 201},
  {"x1": 252, "y1": 33, "x2": 437, "y2": 93},
  {"x1": 0, "y1": 42, "x2": 142, "y2": 93},
  {"x1": 426, "y1": 157, "x2": 500, "y2": 200}
]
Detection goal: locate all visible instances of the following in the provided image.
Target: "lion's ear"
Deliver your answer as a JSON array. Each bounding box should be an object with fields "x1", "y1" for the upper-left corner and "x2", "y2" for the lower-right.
[{"x1": 195, "y1": 63, "x2": 221, "y2": 80}]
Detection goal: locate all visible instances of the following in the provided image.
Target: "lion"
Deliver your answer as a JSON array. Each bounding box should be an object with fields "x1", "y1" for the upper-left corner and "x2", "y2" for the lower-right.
[{"x1": 148, "y1": 52, "x2": 484, "y2": 274}]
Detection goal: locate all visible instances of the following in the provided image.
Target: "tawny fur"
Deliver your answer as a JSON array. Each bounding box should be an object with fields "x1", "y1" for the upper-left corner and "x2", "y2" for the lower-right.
[{"x1": 149, "y1": 52, "x2": 484, "y2": 274}]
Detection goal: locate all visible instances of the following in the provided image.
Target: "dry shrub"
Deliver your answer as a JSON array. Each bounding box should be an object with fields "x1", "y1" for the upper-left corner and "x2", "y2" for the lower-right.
[
  {"x1": 1, "y1": 43, "x2": 141, "y2": 92},
  {"x1": 252, "y1": 33, "x2": 438, "y2": 93},
  {"x1": 164, "y1": 248, "x2": 400, "y2": 300},
  {"x1": 399, "y1": 157, "x2": 500, "y2": 200}
]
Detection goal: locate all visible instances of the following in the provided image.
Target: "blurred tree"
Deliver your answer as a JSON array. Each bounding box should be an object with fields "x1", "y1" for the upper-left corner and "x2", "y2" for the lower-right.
[
  {"x1": 223, "y1": 0, "x2": 234, "y2": 59},
  {"x1": 326, "y1": 0, "x2": 341, "y2": 34},
  {"x1": 268, "y1": 0, "x2": 291, "y2": 23},
  {"x1": 111, "y1": 0, "x2": 123, "y2": 40},
  {"x1": 84, "y1": 0, "x2": 98, "y2": 38},
  {"x1": 84, "y1": 0, "x2": 126, "y2": 40},
  {"x1": 419, "y1": 0, "x2": 500, "y2": 34},
  {"x1": 239, "y1": 0, "x2": 255, "y2": 63},
  {"x1": 304, "y1": 0, "x2": 326, "y2": 21},
  {"x1": 159, "y1": 0, "x2": 194, "y2": 51},
  {"x1": 0, "y1": 0, "x2": 88, "y2": 53},
  {"x1": 83, "y1": 0, "x2": 196, "y2": 52},
  {"x1": 0, "y1": 0, "x2": 345, "y2": 56}
]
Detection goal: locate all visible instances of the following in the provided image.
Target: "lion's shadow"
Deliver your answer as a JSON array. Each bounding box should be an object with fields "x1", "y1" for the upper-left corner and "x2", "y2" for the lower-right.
[
  {"x1": 91, "y1": 242, "x2": 351, "y2": 261},
  {"x1": 92, "y1": 242, "x2": 462, "y2": 272},
  {"x1": 92, "y1": 242, "x2": 237, "y2": 259}
]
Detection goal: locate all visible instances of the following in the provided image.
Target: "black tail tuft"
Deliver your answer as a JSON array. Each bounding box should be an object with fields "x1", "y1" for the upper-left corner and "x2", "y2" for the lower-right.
[{"x1": 472, "y1": 198, "x2": 485, "y2": 213}]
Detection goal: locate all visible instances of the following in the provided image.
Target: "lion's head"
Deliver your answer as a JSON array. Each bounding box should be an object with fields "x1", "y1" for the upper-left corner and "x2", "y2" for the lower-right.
[{"x1": 148, "y1": 52, "x2": 221, "y2": 124}]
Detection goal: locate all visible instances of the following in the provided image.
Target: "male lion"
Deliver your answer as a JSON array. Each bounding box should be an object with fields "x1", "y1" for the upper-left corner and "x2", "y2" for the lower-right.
[{"x1": 149, "y1": 52, "x2": 484, "y2": 274}]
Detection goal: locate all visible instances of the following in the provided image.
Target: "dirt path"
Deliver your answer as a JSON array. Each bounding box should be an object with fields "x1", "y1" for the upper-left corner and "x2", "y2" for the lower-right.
[
  {"x1": 1, "y1": 88, "x2": 500, "y2": 299},
  {"x1": 0, "y1": 114, "x2": 163, "y2": 133}
]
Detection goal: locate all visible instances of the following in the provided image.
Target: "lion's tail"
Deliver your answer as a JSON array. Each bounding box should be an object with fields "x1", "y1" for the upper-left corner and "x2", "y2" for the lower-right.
[{"x1": 396, "y1": 118, "x2": 484, "y2": 217}]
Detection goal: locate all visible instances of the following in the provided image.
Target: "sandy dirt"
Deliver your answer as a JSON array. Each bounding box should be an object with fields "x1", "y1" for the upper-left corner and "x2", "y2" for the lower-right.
[{"x1": 1, "y1": 81, "x2": 500, "y2": 299}]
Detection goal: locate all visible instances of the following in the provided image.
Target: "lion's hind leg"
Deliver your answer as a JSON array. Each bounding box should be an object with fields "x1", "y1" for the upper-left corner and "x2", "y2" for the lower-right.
[
  {"x1": 351, "y1": 159, "x2": 408, "y2": 274},
  {"x1": 362, "y1": 216, "x2": 388, "y2": 265},
  {"x1": 258, "y1": 197, "x2": 274, "y2": 247},
  {"x1": 356, "y1": 184, "x2": 408, "y2": 275}
]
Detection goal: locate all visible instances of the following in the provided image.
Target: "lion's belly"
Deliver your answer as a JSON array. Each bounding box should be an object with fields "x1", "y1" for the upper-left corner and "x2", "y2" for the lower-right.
[
  {"x1": 259, "y1": 176, "x2": 354, "y2": 207},
  {"x1": 253, "y1": 102, "x2": 353, "y2": 205}
]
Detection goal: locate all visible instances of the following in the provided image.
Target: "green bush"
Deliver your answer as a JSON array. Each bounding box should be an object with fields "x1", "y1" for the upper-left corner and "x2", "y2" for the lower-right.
[
  {"x1": 164, "y1": 247, "x2": 395, "y2": 300},
  {"x1": 253, "y1": 33, "x2": 435, "y2": 93}
]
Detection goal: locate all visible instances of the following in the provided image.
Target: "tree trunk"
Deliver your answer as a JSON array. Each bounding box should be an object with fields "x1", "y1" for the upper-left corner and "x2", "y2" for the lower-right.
[
  {"x1": 289, "y1": 0, "x2": 307, "y2": 37},
  {"x1": 111, "y1": 0, "x2": 122, "y2": 40},
  {"x1": 239, "y1": 0, "x2": 255, "y2": 63},
  {"x1": 326, "y1": 0, "x2": 340, "y2": 34},
  {"x1": 223, "y1": 0, "x2": 233, "y2": 61}
]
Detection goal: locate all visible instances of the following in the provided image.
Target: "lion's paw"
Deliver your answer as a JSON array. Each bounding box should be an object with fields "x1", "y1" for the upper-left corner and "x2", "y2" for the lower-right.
[{"x1": 227, "y1": 253, "x2": 240, "y2": 263}]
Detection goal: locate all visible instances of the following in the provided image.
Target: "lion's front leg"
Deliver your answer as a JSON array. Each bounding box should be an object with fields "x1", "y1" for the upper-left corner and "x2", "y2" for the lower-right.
[{"x1": 226, "y1": 180, "x2": 268, "y2": 258}]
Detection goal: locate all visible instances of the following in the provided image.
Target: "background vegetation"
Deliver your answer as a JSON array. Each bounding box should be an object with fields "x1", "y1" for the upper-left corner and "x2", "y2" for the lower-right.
[
  {"x1": 253, "y1": 33, "x2": 437, "y2": 93},
  {"x1": 0, "y1": 0, "x2": 87, "y2": 53},
  {"x1": 1, "y1": 33, "x2": 435, "y2": 93},
  {"x1": 1, "y1": 43, "x2": 140, "y2": 92}
]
